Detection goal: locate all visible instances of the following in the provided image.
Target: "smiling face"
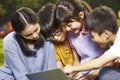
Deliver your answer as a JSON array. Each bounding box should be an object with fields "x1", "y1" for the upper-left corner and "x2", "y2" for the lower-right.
[
  {"x1": 20, "y1": 23, "x2": 40, "y2": 41},
  {"x1": 65, "y1": 19, "x2": 84, "y2": 34},
  {"x1": 91, "y1": 31, "x2": 112, "y2": 48},
  {"x1": 49, "y1": 26, "x2": 67, "y2": 43}
]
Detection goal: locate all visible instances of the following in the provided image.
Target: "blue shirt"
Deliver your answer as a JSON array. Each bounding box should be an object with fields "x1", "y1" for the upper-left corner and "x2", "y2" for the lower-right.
[{"x1": 0, "y1": 32, "x2": 57, "y2": 80}]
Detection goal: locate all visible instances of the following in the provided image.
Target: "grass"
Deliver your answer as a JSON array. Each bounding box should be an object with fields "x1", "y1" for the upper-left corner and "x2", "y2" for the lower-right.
[{"x1": 0, "y1": 38, "x2": 4, "y2": 66}]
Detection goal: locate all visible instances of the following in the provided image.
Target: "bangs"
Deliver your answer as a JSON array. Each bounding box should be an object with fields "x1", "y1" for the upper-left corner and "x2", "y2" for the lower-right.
[{"x1": 63, "y1": 16, "x2": 83, "y2": 24}]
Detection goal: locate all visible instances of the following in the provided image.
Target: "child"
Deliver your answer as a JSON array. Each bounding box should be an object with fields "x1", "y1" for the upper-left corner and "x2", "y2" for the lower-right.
[
  {"x1": 38, "y1": 3, "x2": 80, "y2": 79},
  {"x1": 0, "y1": 7, "x2": 57, "y2": 80},
  {"x1": 64, "y1": 5, "x2": 120, "y2": 80},
  {"x1": 55, "y1": 0, "x2": 111, "y2": 80}
]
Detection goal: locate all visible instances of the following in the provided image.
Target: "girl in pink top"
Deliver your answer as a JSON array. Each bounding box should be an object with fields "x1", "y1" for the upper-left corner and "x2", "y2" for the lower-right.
[{"x1": 55, "y1": 0, "x2": 114, "y2": 80}]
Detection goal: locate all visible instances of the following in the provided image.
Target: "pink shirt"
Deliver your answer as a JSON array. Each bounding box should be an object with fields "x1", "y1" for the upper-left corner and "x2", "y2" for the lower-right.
[{"x1": 67, "y1": 31, "x2": 108, "y2": 74}]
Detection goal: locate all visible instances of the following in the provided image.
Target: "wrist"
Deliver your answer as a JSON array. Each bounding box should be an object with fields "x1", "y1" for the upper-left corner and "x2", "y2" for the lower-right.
[{"x1": 72, "y1": 65, "x2": 77, "y2": 72}]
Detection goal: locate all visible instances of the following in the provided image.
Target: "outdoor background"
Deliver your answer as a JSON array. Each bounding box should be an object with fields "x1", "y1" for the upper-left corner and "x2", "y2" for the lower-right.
[{"x1": 0, "y1": 0, "x2": 120, "y2": 66}]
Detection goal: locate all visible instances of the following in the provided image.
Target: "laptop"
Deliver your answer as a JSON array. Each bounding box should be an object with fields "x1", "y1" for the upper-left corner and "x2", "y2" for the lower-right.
[{"x1": 26, "y1": 68, "x2": 70, "y2": 80}]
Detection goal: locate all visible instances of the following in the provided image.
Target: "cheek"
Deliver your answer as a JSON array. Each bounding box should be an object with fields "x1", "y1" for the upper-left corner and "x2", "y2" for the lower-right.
[
  {"x1": 75, "y1": 22, "x2": 82, "y2": 28},
  {"x1": 96, "y1": 38, "x2": 105, "y2": 44},
  {"x1": 23, "y1": 37, "x2": 32, "y2": 40},
  {"x1": 72, "y1": 23, "x2": 78, "y2": 29},
  {"x1": 62, "y1": 34, "x2": 66, "y2": 39},
  {"x1": 59, "y1": 34, "x2": 64, "y2": 39},
  {"x1": 92, "y1": 37, "x2": 100, "y2": 43},
  {"x1": 37, "y1": 28, "x2": 40, "y2": 34},
  {"x1": 51, "y1": 38, "x2": 57, "y2": 42},
  {"x1": 21, "y1": 35, "x2": 29, "y2": 39}
]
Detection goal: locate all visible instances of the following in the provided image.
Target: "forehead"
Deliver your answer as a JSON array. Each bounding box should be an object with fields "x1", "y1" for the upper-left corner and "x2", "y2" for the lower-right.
[
  {"x1": 21, "y1": 23, "x2": 39, "y2": 35},
  {"x1": 63, "y1": 17, "x2": 77, "y2": 23},
  {"x1": 52, "y1": 26, "x2": 62, "y2": 34}
]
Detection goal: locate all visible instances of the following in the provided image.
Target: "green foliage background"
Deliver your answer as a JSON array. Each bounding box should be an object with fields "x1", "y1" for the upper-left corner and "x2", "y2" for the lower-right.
[
  {"x1": 0, "y1": 0, "x2": 120, "y2": 27},
  {"x1": 0, "y1": 39, "x2": 4, "y2": 66},
  {"x1": 0, "y1": 0, "x2": 56, "y2": 27}
]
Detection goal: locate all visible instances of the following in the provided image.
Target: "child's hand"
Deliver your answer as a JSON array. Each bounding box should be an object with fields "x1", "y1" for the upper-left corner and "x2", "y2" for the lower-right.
[
  {"x1": 67, "y1": 73, "x2": 74, "y2": 80},
  {"x1": 79, "y1": 74, "x2": 97, "y2": 80},
  {"x1": 114, "y1": 58, "x2": 120, "y2": 68},
  {"x1": 64, "y1": 64, "x2": 74, "y2": 74}
]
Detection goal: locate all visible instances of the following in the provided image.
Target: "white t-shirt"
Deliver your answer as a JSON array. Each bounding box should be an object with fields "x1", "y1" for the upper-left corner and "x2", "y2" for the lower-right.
[{"x1": 105, "y1": 28, "x2": 120, "y2": 57}]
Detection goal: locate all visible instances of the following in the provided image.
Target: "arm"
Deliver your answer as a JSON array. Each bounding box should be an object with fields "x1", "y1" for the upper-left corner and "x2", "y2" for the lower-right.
[
  {"x1": 3, "y1": 36, "x2": 29, "y2": 80},
  {"x1": 79, "y1": 59, "x2": 116, "y2": 80},
  {"x1": 47, "y1": 42, "x2": 57, "y2": 69},
  {"x1": 57, "y1": 60, "x2": 64, "y2": 70},
  {"x1": 55, "y1": 49, "x2": 64, "y2": 70},
  {"x1": 114, "y1": 57, "x2": 120, "y2": 68},
  {"x1": 64, "y1": 53, "x2": 117, "y2": 73},
  {"x1": 79, "y1": 69, "x2": 100, "y2": 80},
  {"x1": 0, "y1": 67, "x2": 15, "y2": 80},
  {"x1": 72, "y1": 48, "x2": 80, "y2": 66}
]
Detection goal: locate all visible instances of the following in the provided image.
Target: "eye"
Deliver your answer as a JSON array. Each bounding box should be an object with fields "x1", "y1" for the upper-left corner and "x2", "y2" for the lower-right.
[
  {"x1": 91, "y1": 35, "x2": 94, "y2": 39},
  {"x1": 34, "y1": 27, "x2": 38, "y2": 32},
  {"x1": 67, "y1": 24, "x2": 71, "y2": 27},
  {"x1": 49, "y1": 36, "x2": 54, "y2": 40}
]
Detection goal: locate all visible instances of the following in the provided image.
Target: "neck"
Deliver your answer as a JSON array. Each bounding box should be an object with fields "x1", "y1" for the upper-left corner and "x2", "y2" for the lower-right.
[
  {"x1": 57, "y1": 38, "x2": 70, "y2": 48},
  {"x1": 26, "y1": 40, "x2": 35, "y2": 46}
]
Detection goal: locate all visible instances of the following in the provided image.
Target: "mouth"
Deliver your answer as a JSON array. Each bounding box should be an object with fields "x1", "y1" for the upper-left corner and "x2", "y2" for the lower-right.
[
  {"x1": 34, "y1": 36, "x2": 39, "y2": 40},
  {"x1": 57, "y1": 38, "x2": 65, "y2": 42},
  {"x1": 58, "y1": 39, "x2": 63, "y2": 42},
  {"x1": 99, "y1": 43, "x2": 108, "y2": 48}
]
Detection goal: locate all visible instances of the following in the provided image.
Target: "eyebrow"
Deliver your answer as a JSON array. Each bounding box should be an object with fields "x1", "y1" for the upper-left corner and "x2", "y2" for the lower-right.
[{"x1": 24, "y1": 27, "x2": 38, "y2": 36}]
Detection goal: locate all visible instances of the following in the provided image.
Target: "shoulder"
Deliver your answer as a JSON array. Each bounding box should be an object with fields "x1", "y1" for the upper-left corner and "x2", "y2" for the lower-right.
[
  {"x1": 43, "y1": 40, "x2": 54, "y2": 48},
  {"x1": 4, "y1": 32, "x2": 16, "y2": 41},
  {"x1": 54, "y1": 43, "x2": 62, "y2": 51},
  {"x1": 3, "y1": 32, "x2": 17, "y2": 46}
]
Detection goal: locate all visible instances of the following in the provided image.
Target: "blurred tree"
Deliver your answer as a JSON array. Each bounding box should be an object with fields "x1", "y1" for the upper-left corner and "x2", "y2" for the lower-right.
[
  {"x1": 0, "y1": 0, "x2": 56, "y2": 27},
  {"x1": 0, "y1": 0, "x2": 17, "y2": 27},
  {"x1": 0, "y1": 0, "x2": 119, "y2": 27},
  {"x1": 85, "y1": 0, "x2": 120, "y2": 14},
  {"x1": 0, "y1": 2, "x2": 5, "y2": 16},
  {"x1": 40, "y1": 0, "x2": 55, "y2": 6}
]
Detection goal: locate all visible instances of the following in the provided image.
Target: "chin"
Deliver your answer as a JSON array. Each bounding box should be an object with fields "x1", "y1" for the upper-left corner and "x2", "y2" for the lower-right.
[
  {"x1": 59, "y1": 40, "x2": 64, "y2": 43},
  {"x1": 100, "y1": 44, "x2": 108, "y2": 48},
  {"x1": 75, "y1": 31, "x2": 79, "y2": 34},
  {"x1": 101, "y1": 46, "x2": 106, "y2": 48}
]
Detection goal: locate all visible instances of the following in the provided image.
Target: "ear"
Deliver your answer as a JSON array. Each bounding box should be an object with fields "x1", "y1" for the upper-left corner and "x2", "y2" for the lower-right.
[
  {"x1": 79, "y1": 11, "x2": 84, "y2": 19},
  {"x1": 103, "y1": 30, "x2": 110, "y2": 40}
]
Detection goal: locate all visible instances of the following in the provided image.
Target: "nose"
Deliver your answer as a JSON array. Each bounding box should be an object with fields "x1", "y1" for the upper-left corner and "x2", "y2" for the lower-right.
[
  {"x1": 66, "y1": 26, "x2": 71, "y2": 31},
  {"x1": 32, "y1": 32, "x2": 38, "y2": 40},
  {"x1": 53, "y1": 36, "x2": 59, "y2": 41}
]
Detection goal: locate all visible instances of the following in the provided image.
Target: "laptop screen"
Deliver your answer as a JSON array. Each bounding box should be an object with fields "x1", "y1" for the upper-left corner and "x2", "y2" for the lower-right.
[{"x1": 26, "y1": 68, "x2": 70, "y2": 80}]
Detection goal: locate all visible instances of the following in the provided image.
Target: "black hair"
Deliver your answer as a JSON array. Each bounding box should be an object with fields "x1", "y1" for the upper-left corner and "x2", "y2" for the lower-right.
[
  {"x1": 12, "y1": 7, "x2": 39, "y2": 33},
  {"x1": 86, "y1": 6, "x2": 118, "y2": 35},
  {"x1": 55, "y1": 0, "x2": 91, "y2": 22},
  {"x1": 11, "y1": 7, "x2": 44, "y2": 56},
  {"x1": 38, "y1": 3, "x2": 61, "y2": 39}
]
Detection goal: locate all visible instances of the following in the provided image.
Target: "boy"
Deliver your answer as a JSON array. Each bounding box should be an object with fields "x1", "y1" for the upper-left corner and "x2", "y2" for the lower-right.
[{"x1": 64, "y1": 6, "x2": 120, "y2": 80}]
